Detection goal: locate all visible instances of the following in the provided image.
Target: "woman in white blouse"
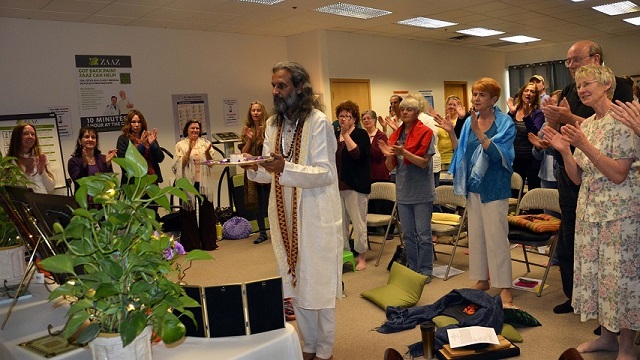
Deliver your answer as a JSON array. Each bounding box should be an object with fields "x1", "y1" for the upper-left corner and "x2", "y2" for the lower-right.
[{"x1": 7, "y1": 123, "x2": 55, "y2": 194}]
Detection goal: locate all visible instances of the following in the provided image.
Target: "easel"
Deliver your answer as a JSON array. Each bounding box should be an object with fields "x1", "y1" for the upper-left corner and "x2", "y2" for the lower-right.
[{"x1": 0, "y1": 187, "x2": 68, "y2": 330}]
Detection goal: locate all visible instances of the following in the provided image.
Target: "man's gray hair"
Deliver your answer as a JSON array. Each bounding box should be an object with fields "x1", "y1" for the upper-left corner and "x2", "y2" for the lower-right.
[{"x1": 272, "y1": 61, "x2": 323, "y2": 124}]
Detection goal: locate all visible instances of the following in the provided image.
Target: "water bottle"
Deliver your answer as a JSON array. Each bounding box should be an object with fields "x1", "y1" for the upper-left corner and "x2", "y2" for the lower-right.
[
  {"x1": 216, "y1": 222, "x2": 223, "y2": 240},
  {"x1": 420, "y1": 320, "x2": 435, "y2": 359}
]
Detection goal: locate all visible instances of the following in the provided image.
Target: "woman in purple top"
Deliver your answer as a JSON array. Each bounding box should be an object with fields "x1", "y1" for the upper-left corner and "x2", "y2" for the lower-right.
[{"x1": 68, "y1": 126, "x2": 116, "y2": 193}]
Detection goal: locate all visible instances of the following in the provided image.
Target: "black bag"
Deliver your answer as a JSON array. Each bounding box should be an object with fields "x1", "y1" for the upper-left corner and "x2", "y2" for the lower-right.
[
  {"x1": 215, "y1": 206, "x2": 234, "y2": 224},
  {"x1": 387, "y1": 244, "x2": 407, "y2": 271}
]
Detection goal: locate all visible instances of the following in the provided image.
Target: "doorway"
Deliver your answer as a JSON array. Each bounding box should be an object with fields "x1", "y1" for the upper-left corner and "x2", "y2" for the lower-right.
[
  {"x1": 443, "y1": 81, "x2": 469, "y2": 110},
  {"x1": 329, "y1": 79, "x2": 371, "y2": 118}
]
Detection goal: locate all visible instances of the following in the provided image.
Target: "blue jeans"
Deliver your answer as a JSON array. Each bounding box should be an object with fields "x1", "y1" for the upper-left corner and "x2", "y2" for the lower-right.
[{"x1": 397, "y1": 202, "x2": 433, "y2": 276}]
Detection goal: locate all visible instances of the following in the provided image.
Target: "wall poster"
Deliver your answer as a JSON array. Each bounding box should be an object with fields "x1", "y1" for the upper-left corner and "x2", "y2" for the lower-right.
[
  {"x1": 75, "y1": 55, "x2": 134, "y2": 132},
  {"x1": 171, "y1": 94, "x2": 211, "y2": 144}
]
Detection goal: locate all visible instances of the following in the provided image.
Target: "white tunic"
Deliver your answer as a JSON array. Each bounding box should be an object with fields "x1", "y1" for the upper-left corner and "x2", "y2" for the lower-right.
[{"x1": 248, "y1": 109, "x2": 343, "y2": 309}]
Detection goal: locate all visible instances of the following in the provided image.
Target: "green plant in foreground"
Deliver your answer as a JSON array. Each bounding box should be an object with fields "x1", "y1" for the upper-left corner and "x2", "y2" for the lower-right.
[{"x1": 41, "y1": 143, "x2": 213, "y2": 347}]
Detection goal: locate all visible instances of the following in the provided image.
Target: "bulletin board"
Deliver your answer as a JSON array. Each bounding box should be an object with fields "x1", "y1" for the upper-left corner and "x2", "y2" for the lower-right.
[{"x1": 0, "y1": 112, "x2": 67, "y2": 189}]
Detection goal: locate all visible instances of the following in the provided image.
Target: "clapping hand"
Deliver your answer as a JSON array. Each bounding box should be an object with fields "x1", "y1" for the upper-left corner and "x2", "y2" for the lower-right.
[
  {"x1": 541, "y1": 98, "x2": 572, "y2": 128},
  {"x1": 541, "y1": 126, "x2": 570, "y2": 154},
  {"x1": 434, "y1": 113, "x2": 454, "y2": 133},
  {"x1": 385, "y1": 116, "x2": 399, "y2": 131},
  {"x1": 559, "y1": 122, "x2": 589, "y2": 150},
  {"x1": 36, "y1": 154, "x2": 47, "y2": 174},
  {"x1": 507, "y1": 97, "x2": 516, "y2": 114},
  {"x1": 528, "y1": 132, "x2": 549, "y2": 150},
  {"x1": 106, "y1": 149, "x2": 117, "y2": 163},
  {"x1": 611, "y1": 100, "x2": 640, "y2": 137}
]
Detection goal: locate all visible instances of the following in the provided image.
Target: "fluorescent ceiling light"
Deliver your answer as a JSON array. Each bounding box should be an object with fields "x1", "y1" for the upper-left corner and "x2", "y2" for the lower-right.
[
  {"x1": 456, "y1": 27, "x2": 504, "y2": 37},
  {"x1": 237, "y1": 0, "x2": 284, "y2": 4},
  {"x1": 314, "y1": 2, "x2": 391, "y2": 19},
  {"x1": 500, "y1": 35, "x2": 541, "y2": 43},
  {"x1": 396, "y1": 17, "x2": 457, "y2": 29},
  {"x1": 623, "y1": 15, "x2": 640, "y2": 24},
  {"x1": 592, "y1": 1, "x2": 640, "y2": 16}
]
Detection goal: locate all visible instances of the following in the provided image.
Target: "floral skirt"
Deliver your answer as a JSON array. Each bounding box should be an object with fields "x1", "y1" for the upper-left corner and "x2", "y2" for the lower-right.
[{"x1": 572, "y1": 216, "x2": 640, "y2": 331}]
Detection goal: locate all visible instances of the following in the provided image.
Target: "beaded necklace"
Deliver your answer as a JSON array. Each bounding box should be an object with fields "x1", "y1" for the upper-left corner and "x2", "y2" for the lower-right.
[{"x1": 281, "y1": 118, "x2": 300, "y2": 161}]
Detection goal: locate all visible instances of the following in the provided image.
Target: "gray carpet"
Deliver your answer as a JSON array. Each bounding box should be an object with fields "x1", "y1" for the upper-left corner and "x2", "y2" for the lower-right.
[{"x1": 178, "y1": 232, "x2": 635, "y2": 360}]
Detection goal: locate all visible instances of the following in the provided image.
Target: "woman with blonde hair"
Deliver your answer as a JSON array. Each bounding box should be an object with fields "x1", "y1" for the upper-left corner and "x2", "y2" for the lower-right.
[
  {"x1": 543, "y1": 65, "x2": 640, "y2": 359},
  {"x1": 240, "y1": 101, "x2": 271, "y2": 244}
]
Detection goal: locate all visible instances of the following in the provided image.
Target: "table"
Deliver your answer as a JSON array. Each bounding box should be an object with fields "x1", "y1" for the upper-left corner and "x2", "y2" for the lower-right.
[{"x1": 0, "y1": 283, "x2": 303, "y2": 360}]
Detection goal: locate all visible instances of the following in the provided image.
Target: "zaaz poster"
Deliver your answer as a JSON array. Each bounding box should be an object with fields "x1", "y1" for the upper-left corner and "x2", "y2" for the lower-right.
[{"x1": 75, "y1": 55, "x2": 134, "y2": 132}]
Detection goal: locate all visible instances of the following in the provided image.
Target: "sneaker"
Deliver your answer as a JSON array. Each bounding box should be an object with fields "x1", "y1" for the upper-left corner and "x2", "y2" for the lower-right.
[
  {"x1": 424, "y1": 275, "x2": 432, "y2": 285},
  {"x1": 553, "y1": 299, "x2": 573, "y2": 314}
]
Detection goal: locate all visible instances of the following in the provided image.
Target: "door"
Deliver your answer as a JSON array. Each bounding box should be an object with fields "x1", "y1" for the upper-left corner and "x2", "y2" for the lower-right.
[
  {"x1": 329, "y1": 79, "x2": 371, "y2": 118},
  {"x1": 443, "y1": 81, "x2": 469, "y2": 111}
]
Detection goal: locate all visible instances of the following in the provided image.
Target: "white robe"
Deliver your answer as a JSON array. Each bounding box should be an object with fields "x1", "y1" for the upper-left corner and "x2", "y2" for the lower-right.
[{"x1": 248, "y1": 109, "x2": 343, "y2": 309}]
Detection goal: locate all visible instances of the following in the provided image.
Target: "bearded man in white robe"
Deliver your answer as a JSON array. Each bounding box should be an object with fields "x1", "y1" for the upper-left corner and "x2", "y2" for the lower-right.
[{"x1": 244, "y1": 61, "x2": 342, "y2": 360}]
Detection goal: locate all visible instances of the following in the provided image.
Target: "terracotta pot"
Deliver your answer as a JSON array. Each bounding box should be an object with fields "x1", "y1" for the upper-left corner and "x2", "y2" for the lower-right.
[
  {"x1": 0, "y1": 244, "x2": 25, "y2": 284},
  {"x1": 88, "y1": 326, "x2": 152, "y2": 360}
]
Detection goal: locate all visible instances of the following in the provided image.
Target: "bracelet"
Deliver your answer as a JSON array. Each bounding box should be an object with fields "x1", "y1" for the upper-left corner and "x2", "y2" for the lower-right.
[
  {"x1": 595, "y1": 152, "x2": 602, "y2": 166},
  {"x1": 480, "y1": 135, "x2": 489, "y2": 144}
]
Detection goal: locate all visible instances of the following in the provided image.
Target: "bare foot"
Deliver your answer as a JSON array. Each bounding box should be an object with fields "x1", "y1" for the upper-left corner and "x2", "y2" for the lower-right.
[
  {"x1": 576, "y1": 336, "x2": 619, "y2": 353},
  {"x1": 356, "y1": 254, "x2": 367, "y2": 271},
  {"x1": 471, "y1": 280, "x2": 490, "y2": 291},
  {"x1": 500, "y1": 288, "x2": 513, "y2": 307},
  {"x1": 464, "y1": 249, "x2": 470, "y2": 255}
]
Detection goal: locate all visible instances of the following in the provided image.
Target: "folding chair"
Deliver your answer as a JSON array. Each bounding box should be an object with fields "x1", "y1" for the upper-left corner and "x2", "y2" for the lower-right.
[
  {"x1": 508, "y1": 188, "x2": 561, "y2": 297},
  {"x1": 368, "y1": 182, "x2": 403, "y2": 266},
  {"x1": 509, "y1": 172, "x2": 524, "y2": 214},
  {"x1": 431, "y1": 185, "x2": 468, "y2": 280}
]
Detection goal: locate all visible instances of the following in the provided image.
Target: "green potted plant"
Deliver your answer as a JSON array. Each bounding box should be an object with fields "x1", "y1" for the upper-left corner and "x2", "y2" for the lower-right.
[
  {"x1": 0, "y1": 151, "x2": 31, "y2": 283},
  {"x1": 40, "y1": 143, "x2": 212, "y2": 358}
]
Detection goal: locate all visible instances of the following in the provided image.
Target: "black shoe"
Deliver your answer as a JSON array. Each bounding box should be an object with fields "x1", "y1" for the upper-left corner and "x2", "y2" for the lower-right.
[
  {"x1": 253, "y1": 235, "x2": 268, "y2": 244},
  {"x1": 553, "y1": 300, "x2": 574, "y2": 314},
  {"x1": 593, "y1": 326, "x2": 620, "y2": 336}
]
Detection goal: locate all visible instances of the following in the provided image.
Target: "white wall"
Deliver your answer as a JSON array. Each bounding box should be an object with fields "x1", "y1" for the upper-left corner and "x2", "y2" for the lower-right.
[
  {"x1": 1, "y1": 18, "x2": 287, "y2": 203},
  {"x1": 323, "y1": 31, "x2": 507, "y2": 117}
]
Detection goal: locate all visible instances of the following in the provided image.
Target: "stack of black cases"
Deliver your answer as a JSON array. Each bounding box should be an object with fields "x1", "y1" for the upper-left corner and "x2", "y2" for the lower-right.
[{"x1": 179, "y1": 277, "x2": 285, "y2": 338}]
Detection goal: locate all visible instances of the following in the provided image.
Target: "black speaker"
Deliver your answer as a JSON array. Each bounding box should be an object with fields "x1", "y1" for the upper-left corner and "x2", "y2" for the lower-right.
[
  {"x1": 180, "y1": 285, "x2": 206, "y2": 338},
  {"x1": 245, "y1": 277, "x2": 285, "y2": 334},
  {"x1": 205, "y1": 284, "x2": 246, "y2": 338}
]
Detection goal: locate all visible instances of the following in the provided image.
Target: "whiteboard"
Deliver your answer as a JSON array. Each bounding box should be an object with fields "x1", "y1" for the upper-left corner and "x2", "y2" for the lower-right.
[{"x1": 0, "y1": 113, "x2": 67, "y2": 189}]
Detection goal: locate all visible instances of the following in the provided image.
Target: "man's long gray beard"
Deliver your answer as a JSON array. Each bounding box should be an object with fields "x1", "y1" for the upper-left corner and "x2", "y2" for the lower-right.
[{"x1": 273, "y1": 91, "x2": 299, "y2": 117}]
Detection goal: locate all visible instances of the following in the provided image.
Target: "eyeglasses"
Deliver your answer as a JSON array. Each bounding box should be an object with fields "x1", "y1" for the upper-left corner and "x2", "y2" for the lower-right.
[
  {"x1": 338, "y1": 114, "x2": 353, "y2": 119},
  {"x1": 564, "y1": 55, "x2": 593, "y2": 67}
]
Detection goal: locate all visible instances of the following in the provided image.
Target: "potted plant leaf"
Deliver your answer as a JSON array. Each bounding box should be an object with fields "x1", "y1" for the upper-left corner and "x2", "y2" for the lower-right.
[
  {"x1": 40, "y1": 143, "x2": 213, "y2": 358},
  {"x1": 0, "y1": 151, "x2": 31, "y2": 284}
]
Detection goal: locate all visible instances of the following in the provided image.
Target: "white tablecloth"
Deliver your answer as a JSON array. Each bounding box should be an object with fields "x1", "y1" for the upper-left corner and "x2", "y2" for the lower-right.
[{"x1": 0, "y1": 283, "x2": 303, "y2": 360}]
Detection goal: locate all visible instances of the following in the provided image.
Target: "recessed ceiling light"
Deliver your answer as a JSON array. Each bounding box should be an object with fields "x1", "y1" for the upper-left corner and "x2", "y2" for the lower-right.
[
  {"x1": 456, "y1": 28, "x2": 504, "y2": 37},
  {"x1": 592, "y1": 1, "x2": 640, "y2": 16},
  {"x1": 396, "y1": 17, "x2": 457, "y2": 29},
  {"x1": 500, "y1": 35, "x2": 541, "y2": 43},
  {"x1": 237, "y1": 0, "x2": 284, "y2": 4},
  {"x1": 314, "y1": 2, "x2": 391, "y2": 19},
  {"x1": 623, "y1": 15, "x2": 640, "y2": 24}
]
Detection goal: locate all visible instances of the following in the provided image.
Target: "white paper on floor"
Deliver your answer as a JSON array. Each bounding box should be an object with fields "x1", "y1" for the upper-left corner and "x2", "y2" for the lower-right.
[{"x1": 432, "y1": 265, "x2": 464, "y2": 279}]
